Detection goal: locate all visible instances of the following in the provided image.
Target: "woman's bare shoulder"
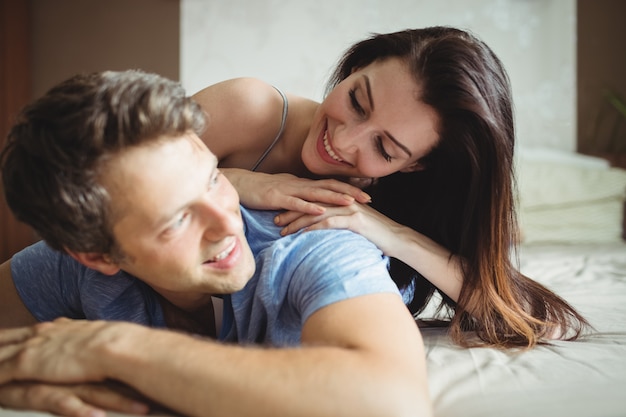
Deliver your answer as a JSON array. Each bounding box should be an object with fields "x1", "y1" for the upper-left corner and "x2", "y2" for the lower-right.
[
  {"x1": 193, "y1": 78, "x2": 282, "y2": 123},
  {"x1": 192, "y1": 78, "x2": 286, "y2": 161}
]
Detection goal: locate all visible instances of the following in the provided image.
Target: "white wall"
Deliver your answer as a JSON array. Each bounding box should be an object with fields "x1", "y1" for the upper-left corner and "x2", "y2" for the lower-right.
[{"x1": 181, "y1": 0, "x2": 576, "y2": 150}]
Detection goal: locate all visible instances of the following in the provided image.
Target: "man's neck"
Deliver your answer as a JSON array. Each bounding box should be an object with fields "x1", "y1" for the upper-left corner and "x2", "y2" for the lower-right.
[{"x1": 158, "y1": 294, "x2": 217, "y2": 337}]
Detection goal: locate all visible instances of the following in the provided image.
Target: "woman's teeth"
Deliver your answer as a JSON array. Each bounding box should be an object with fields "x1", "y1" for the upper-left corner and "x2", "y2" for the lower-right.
[{"x1": 323, "y1": 131, "x2": 344, "y2": 162}]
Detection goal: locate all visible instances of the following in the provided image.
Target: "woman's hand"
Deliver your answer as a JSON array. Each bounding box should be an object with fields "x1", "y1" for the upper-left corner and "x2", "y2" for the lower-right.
[
  {"x1": 275, "y1": 202, "x2": 463, "y2": 302},
  {"x1": 0, "y1": 381, "x2": 150, "y2": 417},
  {"x1": 222, "y1": 168, "x2": 371, "y2": 215},
  {"x1": 274, "y1": 202, "x2": 405, "y2": 257}
]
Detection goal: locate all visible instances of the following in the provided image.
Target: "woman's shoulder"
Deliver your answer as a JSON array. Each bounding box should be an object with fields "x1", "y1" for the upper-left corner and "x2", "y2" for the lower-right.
[
  {"x1": 192, "y1": 78, "x2": 288, "y2": 162},
  {"x1": 193, "y1": 77, "x2": 283, "y2": 121}
]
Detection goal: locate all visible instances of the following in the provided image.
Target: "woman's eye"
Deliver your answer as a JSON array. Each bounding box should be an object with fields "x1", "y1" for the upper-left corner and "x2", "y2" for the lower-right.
[
  {"x1": 349, "y1": 88, "x2": 366, "y2": 117},
  {"x1": 375, "y1": 137, "x2": 393, "y2": 162}
]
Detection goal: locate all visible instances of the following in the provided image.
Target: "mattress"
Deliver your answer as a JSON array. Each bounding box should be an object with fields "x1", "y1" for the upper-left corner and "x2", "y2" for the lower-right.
[{"x1": 425, "y1": 242, "x2": 626, "y2": 417}]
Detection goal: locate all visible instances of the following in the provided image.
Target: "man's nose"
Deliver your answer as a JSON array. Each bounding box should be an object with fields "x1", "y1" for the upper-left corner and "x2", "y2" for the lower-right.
[{"x1": 199, "y1": 197, "x2": 241, "y2": 241}]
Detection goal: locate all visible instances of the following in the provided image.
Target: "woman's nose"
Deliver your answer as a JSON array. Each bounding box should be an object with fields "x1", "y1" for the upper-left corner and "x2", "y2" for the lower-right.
[{"x1": 334, "y1": 123, "x2": 366, "y2": 155}]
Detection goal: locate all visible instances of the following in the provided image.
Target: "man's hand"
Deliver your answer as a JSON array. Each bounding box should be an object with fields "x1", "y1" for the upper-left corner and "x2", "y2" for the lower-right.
[
  {"x1": 0, "y1": 318, "x2": 135, "y2": 385},
  {"x1": 0, "y1": 381, "x2": 150, "y2": 417}
]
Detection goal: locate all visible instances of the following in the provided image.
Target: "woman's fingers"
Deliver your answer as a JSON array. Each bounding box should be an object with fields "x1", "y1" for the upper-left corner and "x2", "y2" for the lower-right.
[
  {"x1": 317, "y1": 179, "x2": 372, "y2": 203},
  {"x1": 227, "y1": 168, "x2": 372, "y2": 212},
  {"x1": 269, "y1": 186, "x2": 355, "y2": 213},
  {"x1": 279, "y1": 196, "x2": 326, "y2": 215},
  {"x1": 274, "y1": 210, "x2": 306, "y2": 227},
  {"x1": 276, "y1": 206, "x2": 360, "y2": 235},
  {"x1": 304, "y1": 180, "x2": 371, "y2": 205}
]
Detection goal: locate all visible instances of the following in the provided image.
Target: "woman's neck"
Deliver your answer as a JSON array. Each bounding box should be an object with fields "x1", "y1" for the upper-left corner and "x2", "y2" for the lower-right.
[{"x1": 257, "y1": 96, "x2": 319, "y2": 178}]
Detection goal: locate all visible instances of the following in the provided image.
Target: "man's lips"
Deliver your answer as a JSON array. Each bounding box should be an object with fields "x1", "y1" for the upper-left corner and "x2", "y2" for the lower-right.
[{"x1": 203, "y1": 238, "x2": 240, "y2": 269}]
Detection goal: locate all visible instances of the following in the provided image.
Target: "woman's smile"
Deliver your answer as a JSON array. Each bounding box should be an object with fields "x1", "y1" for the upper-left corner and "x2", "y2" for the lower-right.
[{"x1": 315, "y1": 121, "x2": 352, "y2": 167}]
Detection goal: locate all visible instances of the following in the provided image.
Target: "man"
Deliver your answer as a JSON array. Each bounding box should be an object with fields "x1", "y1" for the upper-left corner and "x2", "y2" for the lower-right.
[{"x1": 0, "y1": 70, "x2": 431, "y2": 417}]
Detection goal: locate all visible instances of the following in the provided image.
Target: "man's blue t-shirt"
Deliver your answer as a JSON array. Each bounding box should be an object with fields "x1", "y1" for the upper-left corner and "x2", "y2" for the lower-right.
[{"x1": 11, "y1": 207, "x2": 400, "y2": 346}]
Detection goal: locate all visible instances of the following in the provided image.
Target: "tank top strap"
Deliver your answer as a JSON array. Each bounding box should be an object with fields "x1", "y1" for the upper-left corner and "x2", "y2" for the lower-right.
[{"x1": 251, "y1": 86, "x2": 288, "y2": 172}]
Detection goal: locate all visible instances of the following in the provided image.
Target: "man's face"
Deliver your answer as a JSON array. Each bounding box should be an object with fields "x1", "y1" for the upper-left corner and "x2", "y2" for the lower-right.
[{"x1": 101, "y1": 133, "x2": 255, "y2": 309}]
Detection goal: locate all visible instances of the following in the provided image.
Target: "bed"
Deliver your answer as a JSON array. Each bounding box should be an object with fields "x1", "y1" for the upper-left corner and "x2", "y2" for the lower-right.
[
  {"x1": 1, "y1": 149, "x2": 625, "y2": 417},
  {"x1": 425, "y1": 148, "x2": 626, "y2": 417},
  {"x1": 425, "y1": 241, "x2": 626, "y2": 417}
]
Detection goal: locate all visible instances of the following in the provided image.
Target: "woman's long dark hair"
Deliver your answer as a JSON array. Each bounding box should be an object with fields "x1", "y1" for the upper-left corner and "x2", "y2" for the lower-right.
[{"x1": 328, "y1": 27, "x2": 589, "y2": 348}]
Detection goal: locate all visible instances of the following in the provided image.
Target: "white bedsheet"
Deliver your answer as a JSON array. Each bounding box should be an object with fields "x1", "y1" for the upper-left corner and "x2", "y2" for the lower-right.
[{"x1": 425, "y1": 242, "x2": 626, "y2": 417}]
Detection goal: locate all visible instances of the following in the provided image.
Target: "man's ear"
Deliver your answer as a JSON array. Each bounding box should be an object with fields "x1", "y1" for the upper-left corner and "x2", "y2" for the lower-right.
[
  {"x1": 399, "y1": 161, "x2": 425, "y2": 173},
  {"x1": 65, "y1": 250, "x2": 121, "y2": 276}
]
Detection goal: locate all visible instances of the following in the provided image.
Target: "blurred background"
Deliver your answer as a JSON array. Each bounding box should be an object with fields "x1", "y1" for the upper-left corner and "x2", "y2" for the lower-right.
[{"x1": 1, "y1": 0, "x2": 625, "y2": 261}]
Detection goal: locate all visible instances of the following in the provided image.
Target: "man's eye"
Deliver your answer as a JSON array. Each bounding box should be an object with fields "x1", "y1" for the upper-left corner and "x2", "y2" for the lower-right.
[
  {"x1": 349, "y1": 88, "x2": 366, "y2": 116},
  {"x1": 171, "y1": 213, "x2": 189, "y2": 230},
  {"x1": 210, "y1": 171, "x2": 221, "y2": 187}
]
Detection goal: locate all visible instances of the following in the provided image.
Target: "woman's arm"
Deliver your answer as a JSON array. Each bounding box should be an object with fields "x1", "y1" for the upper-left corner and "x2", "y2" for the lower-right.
[
  {"x1": 223, "y1": 168, "x2": 372, "y2": 215},
  {"x1": 275, "y1": 203, "x2": 463, "y2": 301},
  {"x1": 194, "y1": 80, "x2": 372, "y2": 212}
]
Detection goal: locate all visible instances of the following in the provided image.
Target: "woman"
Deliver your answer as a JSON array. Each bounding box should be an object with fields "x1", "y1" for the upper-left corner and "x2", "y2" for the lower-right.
[{"x1": 193, "y1": 26, "x2": 589, "y2": 348}]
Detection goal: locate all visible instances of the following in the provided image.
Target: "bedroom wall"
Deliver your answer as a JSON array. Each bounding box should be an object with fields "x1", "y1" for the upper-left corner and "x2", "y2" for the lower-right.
[
  {"x1": 0, "y1": 0, "x2": 180, "y2": 262},
  {"x1": 30, "y1": 0, "x2": 180, "y2": 100},
  {"x1": 577, "y1": 0, "x2": 626, "y2": 163},
  {"x1": 180, "y1": 0, "x2": 577, "y2": 150},
  {"x1": 0, "y1": 0, "x2": 36, "y2": 264}
]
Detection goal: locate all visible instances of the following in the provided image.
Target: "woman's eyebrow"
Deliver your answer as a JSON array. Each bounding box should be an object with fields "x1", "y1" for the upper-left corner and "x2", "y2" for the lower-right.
[{"x1": 384, "y1": 130, "x2": 412, "y2": 157}]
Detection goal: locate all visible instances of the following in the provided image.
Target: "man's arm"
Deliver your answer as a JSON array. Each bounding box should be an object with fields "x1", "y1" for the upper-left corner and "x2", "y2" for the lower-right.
[
  {"x1": 0, "y1": 260, "x2": 38, "y2": 328},
  {"x1": 0, "y1": 294, "x2": 432, "y2": 417},
  {"x1": 0, "y1": 381, "x2": 151, "y2": 417}
]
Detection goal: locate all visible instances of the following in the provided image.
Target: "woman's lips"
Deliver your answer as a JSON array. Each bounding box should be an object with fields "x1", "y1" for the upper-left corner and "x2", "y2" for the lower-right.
[
  {"x1": 322, "y1": 131, "x2": 344, "y2": 162},
  {"x1": 315, "y1": 122, "x2": 351, "y2": 166}
]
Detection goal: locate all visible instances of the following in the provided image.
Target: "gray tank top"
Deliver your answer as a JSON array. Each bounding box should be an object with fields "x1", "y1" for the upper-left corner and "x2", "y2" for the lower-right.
[{"x1": 251, "y1": 87, "x2": 288, "y2": 172}]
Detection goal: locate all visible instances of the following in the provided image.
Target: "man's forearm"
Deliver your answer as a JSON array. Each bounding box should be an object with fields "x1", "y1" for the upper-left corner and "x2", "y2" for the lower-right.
[
  {"x1": 0, "y1": 296, "x2": 432, "y2": 417},
  {"x1": 104, "y1": 324, "x2": 429, "y2": 417}
]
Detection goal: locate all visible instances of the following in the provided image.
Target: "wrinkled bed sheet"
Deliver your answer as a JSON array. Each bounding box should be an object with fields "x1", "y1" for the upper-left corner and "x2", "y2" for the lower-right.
[{"x1": 425, "y1": 242, "x2": 626, "y2": 417}]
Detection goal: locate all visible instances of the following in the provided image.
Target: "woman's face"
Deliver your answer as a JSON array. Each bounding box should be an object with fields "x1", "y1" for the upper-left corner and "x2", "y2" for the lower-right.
[{"x1": 301, "y1": 57, "x2": 440, "y2": 179}]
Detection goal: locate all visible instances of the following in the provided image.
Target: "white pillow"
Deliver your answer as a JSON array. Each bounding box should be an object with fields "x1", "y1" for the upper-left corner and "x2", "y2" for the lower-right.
[
  {"x1": 516, "y1": 146, "x2": 610, "y2": 170},
  {"x1": 515, "y1": 149, "x2": 626, "y2": 243}
]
